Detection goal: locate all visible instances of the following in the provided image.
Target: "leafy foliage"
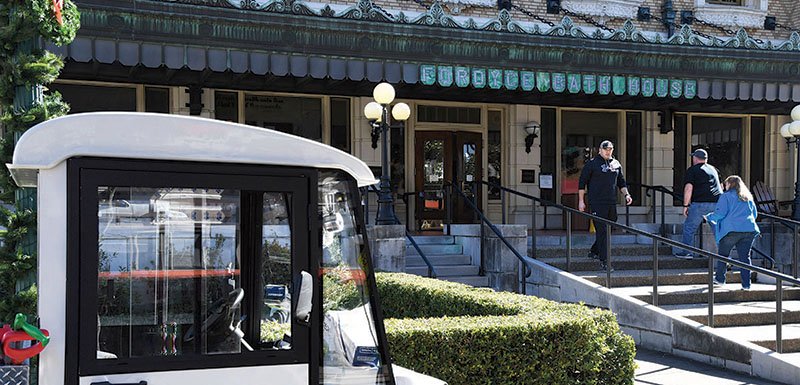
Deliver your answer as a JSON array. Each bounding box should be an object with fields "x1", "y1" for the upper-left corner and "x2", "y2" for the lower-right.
[
  {"x1": 373, "y1": 273, "x2": 636, "y2": 385},
  {"x1": 0, "y1": 0, "x2": 79, "y2": 321}
]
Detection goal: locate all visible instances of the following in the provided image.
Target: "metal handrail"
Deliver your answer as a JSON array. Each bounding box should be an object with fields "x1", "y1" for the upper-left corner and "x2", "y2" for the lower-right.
[
  {"x1": 448, "y1": 181, "x2": 533, "y2": 294},
  {"x1": 627, "y1": 182, "x2": 779, "y2": 269},
  {"x1": 362, "y1": 186, "x2": 437, "y2": 278},
  {"x1": 482, "y1": 180, "x2": 800, "y2": 353}
]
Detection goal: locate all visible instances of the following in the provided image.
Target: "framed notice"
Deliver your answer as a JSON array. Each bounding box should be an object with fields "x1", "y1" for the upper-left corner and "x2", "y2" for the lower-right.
[{"x1": 540, "y1": 173, "x2": 553, "y2": 189}]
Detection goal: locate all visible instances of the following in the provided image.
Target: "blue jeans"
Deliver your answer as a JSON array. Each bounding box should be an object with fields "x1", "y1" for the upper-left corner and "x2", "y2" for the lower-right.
[
  {"x1": 714, "y1": 231, "x2": 758, "y2": 288},
  {"x1": 676, "y1": 202, "x2": 717, "y2": 255}
]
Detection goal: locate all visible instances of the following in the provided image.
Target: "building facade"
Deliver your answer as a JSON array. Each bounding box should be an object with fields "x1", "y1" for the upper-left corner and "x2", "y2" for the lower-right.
[{"x1": 47, "y1": 0, "x2": 800, "y2": 229}]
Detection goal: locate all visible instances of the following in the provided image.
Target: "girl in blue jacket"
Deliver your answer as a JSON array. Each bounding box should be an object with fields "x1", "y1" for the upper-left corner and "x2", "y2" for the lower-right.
[{"x1": 703, "y1": 175, "x2": 760, "y2": 290}]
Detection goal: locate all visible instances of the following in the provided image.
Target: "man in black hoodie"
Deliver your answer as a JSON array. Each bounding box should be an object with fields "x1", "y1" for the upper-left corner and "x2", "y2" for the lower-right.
[{"x1": 578, "y1": 140, "x2": 633, "y2": 270}]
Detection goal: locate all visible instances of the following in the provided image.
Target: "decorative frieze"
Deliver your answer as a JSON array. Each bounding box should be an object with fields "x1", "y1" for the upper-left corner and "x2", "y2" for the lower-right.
[
  {"x1": 693, "y1": 0, "x2": 768, "y2": 29},
  {"x1": 562, "y1": 0, "x2": 643, "y2": 21}
]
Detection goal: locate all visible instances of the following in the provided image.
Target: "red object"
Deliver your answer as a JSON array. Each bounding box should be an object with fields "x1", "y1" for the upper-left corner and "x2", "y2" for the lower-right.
[
  {"x1": 52, "y1": 0, "x2": 64, "y2": 25},
  {"x1": 1, "y1": 327, "x2": 50, "y2": 364},
  {"x1": 562, "y1": 179, "x2": 579, "y2": 194}
]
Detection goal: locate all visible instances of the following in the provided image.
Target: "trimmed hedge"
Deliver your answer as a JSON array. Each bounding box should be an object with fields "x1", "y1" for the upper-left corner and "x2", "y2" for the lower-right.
[{"x1": 374, "y1": 273, "x2": 635, "y2": 385}]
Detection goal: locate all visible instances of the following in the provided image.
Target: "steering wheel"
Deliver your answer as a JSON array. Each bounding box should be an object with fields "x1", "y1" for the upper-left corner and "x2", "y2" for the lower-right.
[{"x1": 184, "y1": 288, "x2": 244, "y2": 343}]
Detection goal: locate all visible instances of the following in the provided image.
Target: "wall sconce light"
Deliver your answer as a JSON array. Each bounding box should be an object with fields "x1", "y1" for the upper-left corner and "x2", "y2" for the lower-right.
[{"x1": 524, "y1": 121, "x2": 540, "y2": 153}]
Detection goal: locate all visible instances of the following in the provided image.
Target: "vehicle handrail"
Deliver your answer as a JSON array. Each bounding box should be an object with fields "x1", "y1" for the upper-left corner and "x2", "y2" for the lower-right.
[{"x1": 449, "y1": 181, "x2": 532, "y2": 294}]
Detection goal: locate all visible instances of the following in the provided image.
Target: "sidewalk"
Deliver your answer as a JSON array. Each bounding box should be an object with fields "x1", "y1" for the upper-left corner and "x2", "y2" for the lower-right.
[{"x1": 635, "y1": 348, "x2": 786, "y2": 385}]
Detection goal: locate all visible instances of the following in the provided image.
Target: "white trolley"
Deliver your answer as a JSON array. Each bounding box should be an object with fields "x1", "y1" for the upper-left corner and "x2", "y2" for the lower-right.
[{"x1": 7, "y1": 112, "x2": 443, "y2": 385}]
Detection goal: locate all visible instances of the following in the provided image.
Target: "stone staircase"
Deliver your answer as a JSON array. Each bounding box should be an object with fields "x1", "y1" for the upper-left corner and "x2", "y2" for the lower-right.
[
  {"x1": 404, "y1": 235, "x2": 489, "y2": 287},
  {"x1": 535, "y1": 232, "x2": 800, "y2": 355}
]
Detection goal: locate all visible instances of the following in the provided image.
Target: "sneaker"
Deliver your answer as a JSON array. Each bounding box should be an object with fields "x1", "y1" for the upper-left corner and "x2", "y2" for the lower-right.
[
  {"x1": 599, "y1": 261, "x2": 615, "y2": 272},
  {"x1": 741, "y1": 286, "x2": 751, "y2": 291},
  {"x1": 713, "y1": 279, "x2": 725, "y2": 287},
  {"x1": 673, "y1": 252, "x2": 694, "y2": 260},
  {"x1": 587, "y1": 251, "x2": 599, "y2": 260}
]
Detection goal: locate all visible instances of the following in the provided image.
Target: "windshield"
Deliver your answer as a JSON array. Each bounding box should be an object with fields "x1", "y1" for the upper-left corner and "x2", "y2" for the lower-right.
[{"x1": 318, "y1": 171, "x2": 392, "y2": 385}]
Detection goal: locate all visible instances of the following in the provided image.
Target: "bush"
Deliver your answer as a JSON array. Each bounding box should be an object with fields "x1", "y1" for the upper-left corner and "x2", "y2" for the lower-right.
[{"x1": 374, "y1": 273, "x2": 635, "y2": 385}]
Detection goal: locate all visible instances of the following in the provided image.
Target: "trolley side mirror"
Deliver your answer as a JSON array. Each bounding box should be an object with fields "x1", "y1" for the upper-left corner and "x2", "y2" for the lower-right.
[{"x1": 295, "y1": 271, "x2": 313, "y2": 325}]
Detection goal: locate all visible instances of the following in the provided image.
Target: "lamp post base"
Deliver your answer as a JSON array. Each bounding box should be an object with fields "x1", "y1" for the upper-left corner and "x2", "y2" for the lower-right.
[{"x1": 375, "y1": 177, "x2": 398, "y2": 225}]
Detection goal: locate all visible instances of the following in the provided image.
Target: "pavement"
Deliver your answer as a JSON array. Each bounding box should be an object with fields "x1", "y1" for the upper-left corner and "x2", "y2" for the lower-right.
[{"x1": 635, "y1": 348, "x2": 787, "y2": 385}]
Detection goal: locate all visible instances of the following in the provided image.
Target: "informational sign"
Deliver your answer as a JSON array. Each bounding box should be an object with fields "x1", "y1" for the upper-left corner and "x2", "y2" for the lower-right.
[{"x1": 539, "y1": 173, "x2": 553, "y2": 189}]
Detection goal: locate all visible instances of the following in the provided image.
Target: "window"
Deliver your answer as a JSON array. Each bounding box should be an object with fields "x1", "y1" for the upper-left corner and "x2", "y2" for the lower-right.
[
  {"x1": 417, "y1": 105, "x2": 481, "y2": 124},
  {"x1": 77, "y1": 161, "x2": 311, "y2": 375},
  {"x1": 330, "y1": 98, "x2": 351, "y2": 153},
  {"x1": 245, "y1": 94, "x2": 322, "y2": 141},
  {"x1": 50, "y1": 84, "x2": 136, "y2": 113},
  {"x1": 144, "y1": 87, "x2": 170, "y2": 113},
  {"x1": 318, "y1": 171, "x2": 392, "y2": 384},
  {"x1": 214, "y1": 91, "x2": 238, "y2": 122},
  {"x1": 707, "y1": 0, "x2": 742, "y2": 4},
  {"x1": 487, "y1": 110, "x2": 502, "y2": 200}
]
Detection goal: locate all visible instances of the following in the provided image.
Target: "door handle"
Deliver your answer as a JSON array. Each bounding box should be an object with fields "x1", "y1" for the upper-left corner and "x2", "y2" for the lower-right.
[{"x1": 91, "y1": 382, "x2": 147, "y2": 385}]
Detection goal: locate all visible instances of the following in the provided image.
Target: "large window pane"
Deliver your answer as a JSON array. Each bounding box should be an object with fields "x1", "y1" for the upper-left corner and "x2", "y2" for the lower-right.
[
  {"x1": 145, "y1": 87, "x2": 170, "y2": 113},
  {"x1": 260, "y1": 193, "x2": 293, "y2": 349},
  {"x1": 331, "y1": 98, "x2": 351, "y2": 153},
  {"x1": 245, "y1": 94, "x2": 322, "y2": 141},
  {"x1": 50, "y1": 84, "x2": 136, "y2": 113},
  {"x1": 487, "y1": 110, "x2": 502, "y2": 200},
  {"x1": 97, "y1": 187, "x2": 242, "y2": 359}
]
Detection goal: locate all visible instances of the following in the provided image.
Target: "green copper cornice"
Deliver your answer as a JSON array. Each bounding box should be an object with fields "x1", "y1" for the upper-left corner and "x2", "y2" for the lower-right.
[{"x1": 70, "y1": 0, "x2": 800, "y2": 82}]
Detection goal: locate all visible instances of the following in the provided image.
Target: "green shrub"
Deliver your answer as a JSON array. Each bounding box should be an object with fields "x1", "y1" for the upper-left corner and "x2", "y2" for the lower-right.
[{"x1": 374, "y1": 273, "x2": 635, "y2": 385}]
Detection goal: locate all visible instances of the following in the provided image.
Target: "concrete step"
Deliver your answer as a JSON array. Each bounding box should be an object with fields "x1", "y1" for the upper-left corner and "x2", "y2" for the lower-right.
[
  {"x1": 714, "y1": 323, "x2": 800, "y2": 353},
  {"x1": 405, "y1": 265, "x2": 480, "y2": 277},
  {"x1": 405, "y1": 254, "x2": 471, "y2": 267},
  {"x1": 541, "y1": 254, "x2": 709, "y2": 271},
  {"x1": 406, "y1": 235, "x2": 455, "y2": 245},
  {"x1": 439, "y1": 275, "x2": 490, "y2": 287},
  {"x1": 534, "y1": 244, "x2": 673, "y2": 259},
  {"x1": 610, "y1": 283, "x2": 800, "y2": 305},
  {"x1": 662, "y1": 301, "x2": 800, "y2": 327},
  {"x1": 575, "y1": 269, "x2": 742, "y2": 287},
  {"x1": 405, "y1": 244, "x2": 463, "y2": 256}
]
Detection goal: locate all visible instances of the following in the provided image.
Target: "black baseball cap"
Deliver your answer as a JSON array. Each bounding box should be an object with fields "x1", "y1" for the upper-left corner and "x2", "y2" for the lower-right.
[
  {"x1": 599, "y1": 140, "x2": 614, "y2": 149},
  {"x1": 691, "y1": 149, "x2": 708, "y2": 159}
]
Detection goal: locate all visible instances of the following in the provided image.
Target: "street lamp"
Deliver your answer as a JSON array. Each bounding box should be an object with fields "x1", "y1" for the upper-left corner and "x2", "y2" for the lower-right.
[
  {"x1": 781, "y1": 104, "x2": 800, "y2": 220},
  {"x1": 364, "y1": 82, "x2": 410, "y2": 225}
]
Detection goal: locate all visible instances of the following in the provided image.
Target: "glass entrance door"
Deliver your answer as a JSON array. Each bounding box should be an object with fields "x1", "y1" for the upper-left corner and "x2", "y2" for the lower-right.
[{"x1": 414, "y1": 131, "x2": 482, "y2": 231}]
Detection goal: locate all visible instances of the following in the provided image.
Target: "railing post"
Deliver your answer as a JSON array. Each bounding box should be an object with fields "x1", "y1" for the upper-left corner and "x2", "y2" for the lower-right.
[
  {"x1": 777, "y1": 278, "x2": 783, "y2": 353},
  {"x1": 708, "y1": 256, "x2": 714, "y2": 328},
  {"x1": 566, "y1": 213, "x2": 572, "y2": 272},
  {"x1": 771, "y1": 218, "x2": 776, "y2": 270},
  {"x1": 605, "y1": 226, "x2": 612, "y2": 288},
  {"x1": 652, "y1": 188, "x2": 657, "y2": 224},
  {"x1": 531, "y1": 201, "x2": 538, "y2": 259},
  {"x1": 653, "y1": 239, "x2": 659, "y2": 306},
  {"x1": 501, "y1": 188, "x2": 506, "y2": 225},
  {"x1": 446, "y1": 185, "x2": 452, "y2": 236},
  {"x1": 660, "y1": 190, "x2": 666, "y2": 237},
  {"x1": 625, "y1": 204, "x2": 630, "y2": 227},
  {"x1": 479, "y1": 220, "x2": 486, "y2": 276},
  {"x1": 543, "y1": 202, "x2": 548, "y2": 230}
]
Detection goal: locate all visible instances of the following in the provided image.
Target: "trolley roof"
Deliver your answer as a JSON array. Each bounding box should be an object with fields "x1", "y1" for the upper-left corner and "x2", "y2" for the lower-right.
[{"x1": 7, "y1": 112, "x2": 378, "y2": 187}]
